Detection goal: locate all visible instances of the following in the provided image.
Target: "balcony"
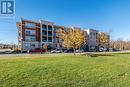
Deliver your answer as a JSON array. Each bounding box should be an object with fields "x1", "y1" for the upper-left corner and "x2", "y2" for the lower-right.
[
  {"x1": 25, "y1": 30, "x2": 36, "y2": 36},
  {"x1": 42, "y1": 25, "x2": 47, "y2": 29},
  {"x1": 48, "y1": 34, "x2": 52, "y2": 37},
  {"x1": 48, "y1": 40, "x2": 52, "y2": 42},
  {"x1": 42, "y1": 38, "x2": 47, "y2": 42},
  {"x1": 25, "y1": 34, "x2": 35, "y2": 36},
  {"x1": 24, "y1": 22, "x2": 40, "y2": 29},
  {"x1": 42, "y1": 40, "x2": 47, "y2": 42},
  {"x1": 25, "y1": 39, "x2": 36, "y2": 42},
  {"x1": 42, "y1": 28, "x2": 47, "y2": 31},
  {"x1": 42, "y1": 32, "x2": 47, "y2": 36},
  {"x1": 48, "y1": 25, "x2": 53, "y2": 31},
  {"x1": 48, "y1": 28, "x2": 52, "y2": 31}
]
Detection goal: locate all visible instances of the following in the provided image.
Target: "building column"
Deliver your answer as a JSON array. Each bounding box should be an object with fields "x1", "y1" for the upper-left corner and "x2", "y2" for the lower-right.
[{"x1": 40, "y1": 22, "x2": 43, "y2": 49}]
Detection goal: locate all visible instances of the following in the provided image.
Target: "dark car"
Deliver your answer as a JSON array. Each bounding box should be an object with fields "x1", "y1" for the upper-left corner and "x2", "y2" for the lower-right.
[
  {"x1": 29, "y1": 48, "x2": 46, "y2": 54},
  {"x1": 63, "y1": 49, "x2": 74, "y2": 53}
]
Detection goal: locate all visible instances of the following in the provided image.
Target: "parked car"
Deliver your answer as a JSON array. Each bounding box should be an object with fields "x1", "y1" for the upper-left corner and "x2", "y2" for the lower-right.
[
  {"x1": 63, "y1": 49, "x2": 74, "y2": 53},
  {"x1": 51, "y1": 49, "x2": 62, "y2": 53},
  {"x1": 63, "y1": 50, "x2": 68, "y2": 53},
  {"x1": 75, "y1": 50, "x2": 84, "y2": 53},
  {"x1": 99, "y1": 48, "x2": 104, "y2": 52},
  {"x1": 29, "y1": 48, "x2": 46, "y2": 54},
  {"x1": 99, "y1": 47, "x2": 107, "y2": 52},
  {"x1": 0, "y1": 49, "x2": 13, "y2": 54}
]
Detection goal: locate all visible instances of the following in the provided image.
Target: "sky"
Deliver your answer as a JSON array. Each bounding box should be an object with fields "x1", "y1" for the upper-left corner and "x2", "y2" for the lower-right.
[{"x1": 0, "y1": 0, "x2": 130, "y2": 44}]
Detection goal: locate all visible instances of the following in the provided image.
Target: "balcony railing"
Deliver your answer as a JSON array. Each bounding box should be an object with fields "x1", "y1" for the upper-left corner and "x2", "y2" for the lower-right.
[
  {"x1": 48, "y1": 28, "x2": 52, "y2": 31},
  {"x1": 42, "y1": 28, "x2": 47, "y2": 31},
  {"x1": 48, "y1": 40, "x2": 52, "y2": 42},
  {"x1": 48, "y1": 34, "x2": 52, "y2": 37},
  {"x1": 25, "y1": 33, "x2": 35, "y2": 36},
  {"x1": 53, "y1": 34, "x2": 59, "y2": 37},
  {"x1": 42, "y1": 40, "x2": 47, "y2": 42}
]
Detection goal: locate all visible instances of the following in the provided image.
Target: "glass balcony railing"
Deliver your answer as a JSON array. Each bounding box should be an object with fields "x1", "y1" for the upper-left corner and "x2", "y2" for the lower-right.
[
  {"x1": 42, "y1": 32, "x2": 47, "y2": 35},
  {"x1": 48, "y1": 28, "x2": 52, "y2": 31},
  {"x1": 42, "y1": 40, "x2": 47, "y2": 42},
  {"x1": 42, "y1": 28, "x2": 47, "y2": 31},
  {"x1": 48, "y1": 34, "x2": 52, "y2": 37},
  {"x1": 25, "y1": 33, "x2": 35, "y2": 36},
  {"x1": 48, "y1": 40, "x2": 52, "y2": 42}
]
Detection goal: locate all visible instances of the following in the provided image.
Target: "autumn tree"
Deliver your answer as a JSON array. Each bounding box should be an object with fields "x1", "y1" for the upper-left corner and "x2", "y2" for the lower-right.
[
  {"x1": 98, "y1": 32, "x2": 110, "y2": 43},
  {"x1": 97, "y1": 32, "x2": 110, "y2": 50},
  {"x1": 62, "y1": 28, "x2": 86, "y2": 55}
]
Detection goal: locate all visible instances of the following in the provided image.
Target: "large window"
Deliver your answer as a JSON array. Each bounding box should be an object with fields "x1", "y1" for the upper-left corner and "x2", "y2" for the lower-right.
[
  {"x1": 24, "y1": 43, "x2": 35, "y2": 48},
  {"x1": 25, "y1": 30, "x2": 36, "y2": 35},
  {"x1": 25, "y1": 23, "x2": 36, "y2": 28},
  {"x1": 25, "y1": 36, "x2": 36, "y2": 41}
]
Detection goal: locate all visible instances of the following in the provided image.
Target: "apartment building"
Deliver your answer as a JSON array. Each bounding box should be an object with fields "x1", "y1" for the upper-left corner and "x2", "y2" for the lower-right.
[
  {"x1": 85, "y1": 29, "x2": 99, "y2": 51},
  {"x1": 17, "y1": 18, "x2": 67, "y2": 51},
  {"x1": 84, "y1": 29, "x2": 110, "y2": 51},
  {"x1": 53, "y1": 25, "x2": 67, "y2": 49},
  {"x1": 40, "y1": 20, "x2": 54, "y2": 50},
  {"x1": 17, "y1": 19, "x2": 41, "y2": 51},
  {"x1": 17, "y1": 18, "x2": 110, "y2": 52}
]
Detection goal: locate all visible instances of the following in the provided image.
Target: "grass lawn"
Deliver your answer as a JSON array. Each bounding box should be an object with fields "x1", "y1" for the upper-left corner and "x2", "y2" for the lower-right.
[{"x1": 0, "y1": 53, "x2": 130, "y2": 87}]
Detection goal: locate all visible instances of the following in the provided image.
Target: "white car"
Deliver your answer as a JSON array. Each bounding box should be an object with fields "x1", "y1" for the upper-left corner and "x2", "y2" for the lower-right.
[
  {"x1": 75, "y1": 50, "x2": 84, "y2": 53},
  {"x1": 99, "y1": 48, "x2": 107, "y2": 52},
  {"x1": 51, "y1": 50, "x2": 62, "y2": 53}
]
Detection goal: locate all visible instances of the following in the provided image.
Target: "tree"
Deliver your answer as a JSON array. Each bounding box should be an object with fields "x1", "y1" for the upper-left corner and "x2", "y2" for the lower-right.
[
  {"x1": 97, "y1": 32, "x2": 110, "y2": 50},
  {"x1": 62, "y1": 29, "x2": 86, "y2": 55},
  {"x1": 109, "y1": 38, "x2": 130, "y2": 51},
  {"x1": 98, "y1": 32, "x2": 109, "y2": 43}
]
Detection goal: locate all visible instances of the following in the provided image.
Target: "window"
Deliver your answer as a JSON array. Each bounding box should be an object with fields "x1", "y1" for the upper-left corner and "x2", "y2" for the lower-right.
[
  {"x1": 25, "y1": 23, "x2": 36, "y2": 28},
  {"x1": 25, "y1": 36, "x2": 36, "y2": 41},
  {"x1": 25, "y1": 30, "x2": 36, "y2": 35},
  {"x1": 25, "y1": 43, "x2": 35, "y2": 48},
  {"x1": 25, "y1": 43, "x2": 30, "y2": 47}
]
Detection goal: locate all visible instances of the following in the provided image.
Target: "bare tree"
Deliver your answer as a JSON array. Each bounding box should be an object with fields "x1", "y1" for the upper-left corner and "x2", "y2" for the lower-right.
[{"x1": 110, "y1": 38, "x2": 130, "y2": 51}]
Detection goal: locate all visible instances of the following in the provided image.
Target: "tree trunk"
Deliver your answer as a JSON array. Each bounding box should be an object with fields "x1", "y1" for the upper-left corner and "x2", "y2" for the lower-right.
[
  {"x1": 73, "y1": 48, "x2": 76, "y2": 56},
  {"x1": 79, "y1": 47, "x2": 81, "y2": 55}
]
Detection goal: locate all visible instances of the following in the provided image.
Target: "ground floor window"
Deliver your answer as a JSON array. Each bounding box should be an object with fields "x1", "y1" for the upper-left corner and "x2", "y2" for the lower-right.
[{"x1": 24, "y1": 43, "x2": 35, "y2": 49}]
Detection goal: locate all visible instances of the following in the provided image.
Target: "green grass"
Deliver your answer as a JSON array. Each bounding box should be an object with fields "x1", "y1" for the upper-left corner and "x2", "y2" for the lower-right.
[{"x1": 0, "y1": 53, "x2": 130, "y2": 87}]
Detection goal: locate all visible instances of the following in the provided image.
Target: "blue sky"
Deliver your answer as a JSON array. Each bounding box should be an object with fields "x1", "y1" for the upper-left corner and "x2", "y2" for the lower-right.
[{"x1": 0, "y1": 0, "x2": 130, "y2": 43}]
